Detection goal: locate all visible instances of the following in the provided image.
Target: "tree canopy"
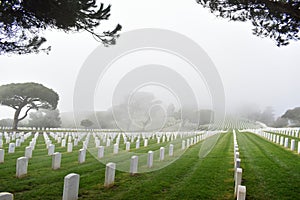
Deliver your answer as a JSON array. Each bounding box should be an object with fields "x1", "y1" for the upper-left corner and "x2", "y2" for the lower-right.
[
  {"x1": 28, "y1": 109, "x2": 61, "y2": 129},
  {"x1": 197, "y1": 0, "x2": 300, "y2": 46},
  {"x1": 282, "y1": 107, "x2": 300, "y2": 125},
  {"x1": 80, "y1": 119, "x2": 94, "y2": 128},
  {"x1": 0, "y1": 82, "x2": 59, "y2": 130},
  {"x1": 0, "y1": 0, "x2": 122, "y2": 55}
]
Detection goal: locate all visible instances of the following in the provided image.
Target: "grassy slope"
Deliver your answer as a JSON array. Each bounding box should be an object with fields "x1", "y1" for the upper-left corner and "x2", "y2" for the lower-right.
[
  {"x1": 237, "y1": 131, "x2": 300, "y2": 200},
  {"x1": 0, "y1": 132, "x2": 234, "y2": 199}
]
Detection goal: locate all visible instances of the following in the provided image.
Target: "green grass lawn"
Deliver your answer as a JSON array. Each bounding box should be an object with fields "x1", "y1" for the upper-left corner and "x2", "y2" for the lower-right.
[
  {"x1": 0, "y1": 132, "x2": 235, "y2": 199},
  {"x1": 237, "y1": 131, "x2": 300, "y2": 200}
]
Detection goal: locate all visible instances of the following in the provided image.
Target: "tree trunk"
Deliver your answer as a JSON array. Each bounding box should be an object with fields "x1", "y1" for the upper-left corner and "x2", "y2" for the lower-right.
[{"x1": 13, "y1": 109, "x2": 21, "y2": 130}]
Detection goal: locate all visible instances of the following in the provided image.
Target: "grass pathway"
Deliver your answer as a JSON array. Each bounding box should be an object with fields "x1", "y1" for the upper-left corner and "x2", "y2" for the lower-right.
[{"x1": 237, "y1": 131, "x2": 300, "y2": 199}]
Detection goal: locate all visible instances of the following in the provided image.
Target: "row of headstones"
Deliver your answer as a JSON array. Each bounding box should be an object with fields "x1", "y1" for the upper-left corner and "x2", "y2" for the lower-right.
[
  {"x1": 233, "y1": 130, "x2": 246, "y2": 200},
  {"x1": 43, "y1": 132, "x2": 90, "y2": 153},
  {"x1": 2, "y1": 146, "x2": 88, "y2": 181},
  {"x1": 0, "y1": 132, "x2": 37, "y2": 163},
  {"x1": 256, "y1": 131, "x2": 300, "y2": 154},
  {"x1": 47, "y1": 132, "x2": 88, "y2": 146},
  {"x1": 264, "y1": 128, "x2": 300, "y2": 138},
  {"x1": 0, "y1": 132, "x2": 32, "y2": 149},
  {"x1": 95, "y1": 131, "x2": 218, "y2": 158},
  {"x1": 93, "y1": 131, "x2": 205, "y2": 148}
]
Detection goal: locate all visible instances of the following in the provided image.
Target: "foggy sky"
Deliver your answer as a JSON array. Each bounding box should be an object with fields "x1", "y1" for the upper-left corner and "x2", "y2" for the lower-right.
[{"x1": 0, "y1": 0, "x2": 300, "y2": 119}]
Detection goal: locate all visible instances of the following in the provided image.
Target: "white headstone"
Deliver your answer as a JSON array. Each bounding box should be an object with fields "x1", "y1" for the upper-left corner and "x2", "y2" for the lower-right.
[
  {"x1": 16, "y1": 157, "x2": 28, "y2": 178},
  {"x1": 78, "y1": 149, "x2": 86, "y2": 164},
  {"x1": 147, "y1": 151, "x2": 153, "y2": 168},
  {"x1": 157, "y1": 137, "x2": 160, "y2": 144},
  {"x1": 235, "y1": 158, "x2": 241, "y2": 169},
  {"x1": 0, "y1": 192, "x2": 13, "y2": 200},
  {"x1": 290, "y1": 139, "x2": 295, "y2": 151},
  {"x1": 48, "y1": 144, "x2": 55, "y2": 156},
  {"x1": 130, "y1": 156, "x2": 138, "y2": 175},
  {"x1": 61, "y1": 139, "x2": 66, "y2": 147},
  {"x1": 237, "y1": 185, "x2": 246, "y2": 200},
  {"x1": 280, "y1": 136, "x2": 284, "y2": 146},
  {"x1": 182, "y1": 140, "x2": 186, "y2": 150},
  {"x1": 284, "y1": 137, "x2": 289, "y2": 148},
  {"x1": 67, "y1": 143, "x2": 73, "y2": 152},
  {"x1": 15, "y1": 139, "x2": 21, "y2": 147},
  {"x1": 62, "y1": 173, "x2": 80, "y2": 200},
  {"x1": 104, "y1": 162, "x2": 116, "y2": 187},
  {"x1": 159, "y1": 147, "x2": 165, "y2": 161},
  {"x1": 144, "y1": 139, "x2": 148, "y2": 147},
  {"x1": 8, "y1": 143, "x2": 15, "y2": 153},
  {"x1": 169, "y1": 144, "x2": 174, "y2": 156},
  {"x1": 235, "y1": 168, "x2": 243, "y2": 195},
  {"x1": 0, "y1": 140, "x2": 3, "y2": 148},
  {"x1": 113, "y1": 144, "x2": 119, "y2": 154},
  {"x1": 125, "y1": 142, "x2": 130, "y2": 151},
  {"x1": 98, "y1": 146, "x2": 104, "y2": 158},
  {"x1": 298, "y1": 141, "x2": 300, "y2": 154},
  {"x1": 135, "y1": 140, "x2": 140, "y2": 149},
  {"x1": 52, "y1": 152, "x2": 61, "y2": 170},
  {"x1": 0, "y1": 149, "x2": 4, "y2": 163},
  {"x1": 25, "y1": 146, "x2": 32, "y2": 158}
]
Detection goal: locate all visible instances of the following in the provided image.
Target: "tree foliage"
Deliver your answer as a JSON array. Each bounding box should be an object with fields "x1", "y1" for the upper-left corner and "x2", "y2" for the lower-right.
[
  {"x1": 0, "y1": 0, "x2": 122, "y2": 55},
  {"x1": 197, "y1": 0, "x2": 300, "y2": 46},
  {"x1": 0, "y1": 82, "x2": 59, "y2": 130},
  {"x1": 28, "y1": 109, "x2": 61, "y2": 129},
  {"x1": 282, "y1": 107, "x2": 300, "y2": 125},
  {"x1": 80, "y1": 119, "x2": 94, "y2": 128},
  {"x1": 271, "y1": 117, "x2": 288, "y2": 128}
]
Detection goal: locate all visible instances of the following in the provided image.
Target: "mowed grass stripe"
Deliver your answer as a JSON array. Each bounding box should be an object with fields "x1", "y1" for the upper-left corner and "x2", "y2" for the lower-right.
[{"x1": 237, "y1": 131, "x2": 300, "y2": 200}]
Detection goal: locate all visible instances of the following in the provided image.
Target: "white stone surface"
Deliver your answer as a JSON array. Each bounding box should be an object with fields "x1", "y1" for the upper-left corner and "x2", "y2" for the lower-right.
[
  {"x1": 147, "y1": 151, "x2": 153, "y2": 168},
  {"x1": 130, "y1": 156, "x2": 138, "y2": 175},
  {"x1": 0, "y1": 192, "x2": 13, "y2": 200},
  {"x1": 48, "y1": 144, "x2": 55, "y2": 156},
  {"x1": 125, "y1": 142, "x2": 130, "y2": 151},
  {"x1": 237, "y1": 185, "x2": 246, "y2": 200},
  {"x1": 62, "y1": 173, "x2": 80, "y2": 200},
  {"x1": 98, "y1": 146, "x2": 104, "y2": 158},
  {"x1": 78, "y1": 149, "x2": 86, "y2": 164},
  {"x1": 67, "y1": 143, "x2": 73, "y2": 152},
  {"x1": 25, "y1": 146, "x2": 32, "y2": 158},
  {"x1": 8, "y1": 143, "x2": 15, "y2": 154},
  {"x1": 290, "y1": 139, "x2": 295, "y2": 151},
  {"x1": 169, "y1": 144, "x2": 174, "y2": 157},
  {"x1": 0, "y1": 149, "x2": 4, "y2": 163},
  {"x1": 298, "y1": 141, "x2": 300, "y2": 154},
  {"x1": 104, "y1": 162, "x2": 116, "y2": 187},
  {"x1": 16, "y1": 157, "x2": 28, "y2": 178},
  {"x1": 113, "y1": 144, "x2": 118, "y2": 154},
  {"x1": 235, "y1": 168, "x2": 243, "y2": 195},
  {"x1": 284, "y1": 138, "x2": 289, "y2": 148},
  {"x1": 159, "y1": 147, "x2": 165, "y2": 161},
  {"x1": 52, "y1": 152, "x2": 61, "y2": 170},
  {"x1": 61, "y1": 139, "x2": 66, "y2": 147},
  {"x1": 15, "y1": 139, "x2": 21, "y2": 147},
  {"x1": 182, "y1": 140, "x2": 186, "y2": 150},
  {"x1": 135, "y1": 140, "x2": 140, "y2": 149},
  {"x1": 144, "y1": 139, "x2": 148, "y2": 147}
]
